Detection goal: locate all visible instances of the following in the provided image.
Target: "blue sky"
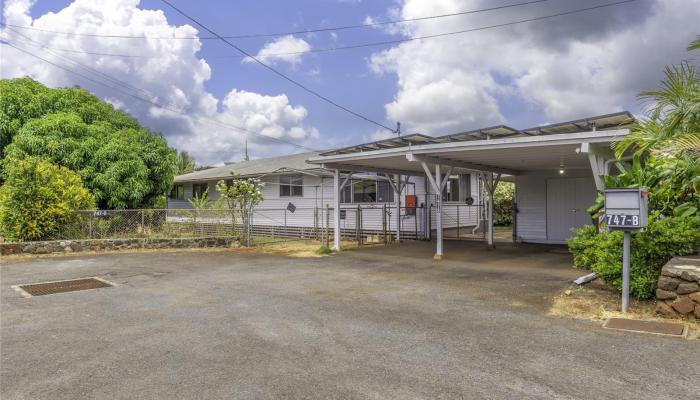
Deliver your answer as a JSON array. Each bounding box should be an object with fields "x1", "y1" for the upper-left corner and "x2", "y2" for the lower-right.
[{"x1": 2, "y1": 0, "x2": 699, "y2": 164}]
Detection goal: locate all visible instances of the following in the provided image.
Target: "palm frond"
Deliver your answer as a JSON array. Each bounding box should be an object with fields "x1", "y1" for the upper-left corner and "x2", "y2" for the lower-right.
[{"x1": 689, "y1": 35, "x2": 700, "y2": 51}]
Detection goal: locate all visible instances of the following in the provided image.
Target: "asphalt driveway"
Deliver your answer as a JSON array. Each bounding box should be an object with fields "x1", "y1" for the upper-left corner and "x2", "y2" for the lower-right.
[{"x1": 1, "y1": 241, "x2": 698, "y2": 399}]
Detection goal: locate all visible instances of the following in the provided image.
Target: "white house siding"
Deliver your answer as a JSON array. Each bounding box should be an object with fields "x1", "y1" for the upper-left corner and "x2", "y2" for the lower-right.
[
  {"x1": 515, "y1": 169, "x2": 596, "y2": 244},
  {"x1": 168, "y1": 172, "x2": 481, "y2": 238}
]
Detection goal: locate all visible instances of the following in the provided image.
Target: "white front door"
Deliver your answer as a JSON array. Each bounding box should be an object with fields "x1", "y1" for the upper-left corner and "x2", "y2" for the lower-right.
[{"x1": 546, "y1": 177, "x2": 596, "y2": 243}]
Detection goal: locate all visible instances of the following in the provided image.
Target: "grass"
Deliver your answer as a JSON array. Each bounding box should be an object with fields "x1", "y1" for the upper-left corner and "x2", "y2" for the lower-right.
[{"x1": 548, "y1": 283, "x2": 699, "y2": 340}]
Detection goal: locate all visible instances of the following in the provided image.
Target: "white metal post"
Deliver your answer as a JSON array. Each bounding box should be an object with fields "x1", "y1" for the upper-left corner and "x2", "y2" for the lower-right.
[
  {"x1": 333, "y1": 169, "x2": 341, "y2": 251},
  {"x1": 395, "y1": 174, "x2": 401, "y2": 242},
  {"x1": 435, "y1": 164, "x2": 443, "y2": 260},
  {"x1": 487, "y1": 173, "x2": 494, "y2": 247},
  {"x1": 622, "y1": 231, "x2": 631, "y2": 312},
  {"x1": 424, "y1": 174, "x2": 431, "y2": 240}
]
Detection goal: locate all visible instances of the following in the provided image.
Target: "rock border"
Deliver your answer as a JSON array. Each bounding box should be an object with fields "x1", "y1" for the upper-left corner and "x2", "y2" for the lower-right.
[
  {"x1": 655, "y1": 256, "x2": 700, "y2": 320},
  {"x1": 0, "y1": 237, "x2": 241, "y2": 256}
]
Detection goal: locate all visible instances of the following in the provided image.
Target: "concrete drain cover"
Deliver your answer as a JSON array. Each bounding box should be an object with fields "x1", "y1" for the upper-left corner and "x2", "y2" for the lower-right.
[
  {"x1": 13, "y1": 277, "x2": 113, "y2": 297},
  {"x1": 603, "y1": 318, "x2": 687, "y2": 338}
]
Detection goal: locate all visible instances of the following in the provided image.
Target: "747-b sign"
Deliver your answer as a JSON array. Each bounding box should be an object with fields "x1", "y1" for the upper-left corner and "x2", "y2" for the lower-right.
[{"x1": 605, "y1": 213, "x2": 640, "y2": 228}]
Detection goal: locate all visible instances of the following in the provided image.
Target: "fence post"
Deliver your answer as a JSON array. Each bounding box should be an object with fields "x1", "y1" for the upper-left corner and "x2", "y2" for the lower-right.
[
  {"x1": 141, "y1": 209, "x2": 145, "y2": 238},
  {"x1": 457, "y1": 205, "x2": 460, "y2": 238},
  {"x1": 382, "y1": 203, "x2": 387, "y2": 245},
  {"x1": 355, "y1": 205, "x2": 360, "y2": 245},
  {"x1": 414, "y1": 206, "x2": 418, "y2": 240},
  {"x1": 314, "y1": 207, "x2": 319, "y2": 241},
  {"x1": 89, "y1": 212, "x2": 93, "y2": 239},
  {"x1": 325, "y1": 204, "x2": 330, "y2": 248}
]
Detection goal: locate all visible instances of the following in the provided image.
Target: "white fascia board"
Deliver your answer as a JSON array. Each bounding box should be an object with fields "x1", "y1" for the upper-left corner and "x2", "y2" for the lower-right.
[{"x1": 307, "y1": 129, "x2": 629, "y2": 164}]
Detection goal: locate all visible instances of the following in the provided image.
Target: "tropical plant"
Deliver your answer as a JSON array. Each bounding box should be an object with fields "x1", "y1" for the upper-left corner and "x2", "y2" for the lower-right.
[
  {"x1": 0, "y1": 78, "x2": 176, "y2": 208},
  {"x1": 568, "y1": 216, "x2": 700, "y2": 300},
  {"x1": 493, "y1": 181, "x2": 514, "y2": 226},
  {"x1": 175, "y1": 150, "x2": 197, "y2": 175},
  {"x1": 215, "y1": 175, "x2": 264, "y2": 245},
  {"x1": 188, "y1": 188, "x2": 209, "y2": 236},
  {"x1": 0, "y1": 156, "x2": 95, "y2": 241}
]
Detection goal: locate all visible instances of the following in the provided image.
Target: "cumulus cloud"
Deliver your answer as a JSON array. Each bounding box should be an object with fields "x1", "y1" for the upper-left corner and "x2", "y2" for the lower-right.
[
  {"x1": 0, "y1": 0, "x2": 318, "y2": 165},
  {"x1": 247, "y1": 35, "x2": 311, "y2": 66},
  {"x1": 368, "y1": 0, "x2": 700, "y2": 135}
]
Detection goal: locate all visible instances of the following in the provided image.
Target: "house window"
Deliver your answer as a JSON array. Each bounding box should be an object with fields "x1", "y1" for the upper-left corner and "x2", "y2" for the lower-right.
[
  {"x1": 341, "y1": 179, "x2": 394, "y2": 203},
  {"x1": 170, "y1": 184, "x2": 184, "y2": 200},
  {"x1": 192, "y1": 183, "x2": 207, "y2": 198},
  {"x1": 280, "y1": 174, "x2": 303, "y2": 197},
  {"x1": 442, "y1": 174, "x2": 471, "y2": 202}
]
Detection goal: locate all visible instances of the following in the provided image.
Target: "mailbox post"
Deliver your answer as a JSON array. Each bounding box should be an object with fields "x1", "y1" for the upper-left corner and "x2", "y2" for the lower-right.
[{"x1": 604, "y1": 188, "x2": 648, "y2": 312}]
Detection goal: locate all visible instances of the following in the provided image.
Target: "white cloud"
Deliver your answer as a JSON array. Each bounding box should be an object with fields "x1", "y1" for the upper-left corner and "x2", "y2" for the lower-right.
[
  {"x1": 0, "y1": 0, "x2": 318, "y2": 165},
  {"x1": 368, "y1": 0, "x2": 700, "y2": 135},
  {"x1": 247, "y1": 35, "x2": 311, "y2": 66}
]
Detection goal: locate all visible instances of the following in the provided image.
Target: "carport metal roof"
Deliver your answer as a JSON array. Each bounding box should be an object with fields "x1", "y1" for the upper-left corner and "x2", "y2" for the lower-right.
[{"x1": 309, "y1": 112, "x2": 634, "y2": 176}]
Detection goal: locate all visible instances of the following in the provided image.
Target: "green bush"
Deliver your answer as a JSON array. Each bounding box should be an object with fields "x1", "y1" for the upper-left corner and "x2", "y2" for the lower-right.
[
  {"x1": 315, "y1": 246, "x2": 334, "y2": 255},
  {"x1": 568, "y1": 216, "x2": 700, "y2": 300},
  {"x1": 0, "y1": 156, "x2": 95, "y2": 241},
  {"x1": 493, "y1": 182, "x2": 514, "y2": 226}
]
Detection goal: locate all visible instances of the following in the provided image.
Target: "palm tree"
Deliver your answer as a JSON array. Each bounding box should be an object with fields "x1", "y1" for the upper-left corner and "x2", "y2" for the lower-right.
[
  {"x1": 175, "y1": 150, "x2": 197, "y2": 175},
  {"x1": 615, "y1": 62, "x2": 700, "y2": 160}
]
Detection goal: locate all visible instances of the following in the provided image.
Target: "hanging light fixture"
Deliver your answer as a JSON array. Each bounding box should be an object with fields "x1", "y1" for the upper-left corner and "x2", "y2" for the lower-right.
[{"x1": 558, "y1": 159, "x2": 566, "y2": 175}]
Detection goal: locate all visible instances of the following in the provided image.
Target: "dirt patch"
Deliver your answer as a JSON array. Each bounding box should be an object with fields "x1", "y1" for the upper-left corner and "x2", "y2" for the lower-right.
[
  {"x1": 548, "y1": 282, "x2": 699, "y2": 340},
  {"x1": 0, "y1": 239, "x2": 368, "y2": 261}
]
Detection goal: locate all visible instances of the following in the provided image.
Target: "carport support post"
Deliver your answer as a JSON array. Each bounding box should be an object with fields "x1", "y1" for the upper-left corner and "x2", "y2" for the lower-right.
[
  {"x1": 435, "y1": 164, "x2": 443, "y2": 260},
  {"x1": 622, "y1": 231, "x2": 631, "y2": 312},
  {"x1": 487, "y1": 173, "x2": 494, "y2": 247},
  {"x1": 333, "y1": 169, "x2": 341, "y2": 251},
  {"x1": 395, "y1": 174, "x2": 401, "y2": 242}
]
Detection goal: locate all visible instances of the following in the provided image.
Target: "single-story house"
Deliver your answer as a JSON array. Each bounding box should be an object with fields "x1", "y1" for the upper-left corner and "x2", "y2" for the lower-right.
[
  {"x1": 169, "y1": 151, "x2": 483, "y2": 239},
  {"x1": 308, "y1": 111, "x2": 636, "y2": 258}
]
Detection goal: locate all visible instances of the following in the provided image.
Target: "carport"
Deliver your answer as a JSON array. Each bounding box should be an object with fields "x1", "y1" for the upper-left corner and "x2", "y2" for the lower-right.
[{"x1": 308, "y1": 112, "x2": 634, "y2": 259}]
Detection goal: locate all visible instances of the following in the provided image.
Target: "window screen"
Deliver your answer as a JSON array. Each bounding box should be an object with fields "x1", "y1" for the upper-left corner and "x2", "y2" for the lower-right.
[
  {"x1": 170, "y1": 184, "x2": 184, "y2": 200},
  {"x1": 442, "y1": 175, "x2": 460, "y2": 202},
  {"x1": 192, "y1": 183, "x2": 207, "y2": 198},
  {"x1": 280, "y1": 175, "x2": 303, "y2": 197}
]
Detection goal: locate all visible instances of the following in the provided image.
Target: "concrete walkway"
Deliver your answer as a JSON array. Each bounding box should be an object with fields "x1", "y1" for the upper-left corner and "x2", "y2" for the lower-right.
[{"x1": 1, "y1": 244, "x2": 698, "y2": 399}]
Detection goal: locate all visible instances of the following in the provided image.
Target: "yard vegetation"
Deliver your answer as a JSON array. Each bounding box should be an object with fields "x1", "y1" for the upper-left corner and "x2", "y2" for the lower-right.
[
  {"x1": 0, "y1": 78, "x2": 177, "y2": 241},
  {"x1": 568, "y1": 39, "x2": 700, "y2": 300}
]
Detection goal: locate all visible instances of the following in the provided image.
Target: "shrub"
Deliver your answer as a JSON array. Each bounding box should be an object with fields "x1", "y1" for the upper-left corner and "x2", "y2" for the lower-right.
[
  {"x1": 493, "y1": 182, "x2": 514, "y2": 226},
  {"x1": 0, "y1": 156, "x2": 95, "y2": 241},
  {"x1": 315, "y1": 246, "x2": 334, "y2": 255},
  {"x1": 568, "y1": 216, "x2": 700, "y2": 300}
]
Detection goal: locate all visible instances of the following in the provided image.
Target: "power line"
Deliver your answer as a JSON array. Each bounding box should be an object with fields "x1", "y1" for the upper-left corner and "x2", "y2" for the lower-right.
[
  {"x1": 0, "y1": 39, "x2": 318, "y2": 152},
  {"x1": 1, "y1": 0, "x2": 555, "y2": 40},
  {"x1": 159, "y1": 0, "x2": 397, "y2": 132},
  {"x1": 2, "y1": 0, "x2": 642, "y2": 61}
]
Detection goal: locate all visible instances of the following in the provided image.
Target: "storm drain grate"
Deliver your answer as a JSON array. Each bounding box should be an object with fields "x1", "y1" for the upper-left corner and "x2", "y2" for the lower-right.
[
  {"x1": 16, "y1": 277, "x2": 113, "y2": 297},
  {"x1": 603, "y1": 318, "x2": 687, "y2": 338}
]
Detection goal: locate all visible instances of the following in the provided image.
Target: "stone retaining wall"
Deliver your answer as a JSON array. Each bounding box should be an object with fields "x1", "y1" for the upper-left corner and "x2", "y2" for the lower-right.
[
  {"x1": 0, "y1": 237, "x2": 240, "y2": 256},
  {"x1": 655, "y1": 256, "x2": 700, "y2": 320}
]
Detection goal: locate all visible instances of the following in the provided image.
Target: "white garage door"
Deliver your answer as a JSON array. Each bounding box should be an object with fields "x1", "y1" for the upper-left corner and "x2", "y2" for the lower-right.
[{"x1": 546, "y1": 177, "x2": 596, "y2": 243}]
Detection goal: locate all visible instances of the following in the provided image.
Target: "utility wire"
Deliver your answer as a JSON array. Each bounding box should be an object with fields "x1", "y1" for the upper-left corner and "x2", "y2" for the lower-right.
[
  {"x1": 0, "y1": 39, "x2": 317, "y2": 152},
  {"x1": 159, "y1": 0, "x2": 397, "y2": 132},
  {"x1": 1, "y1": 0, "x2": 554, "y2": 40},
  {"x1": 2, "y1": 0, "x2": 641, "y2": 60}
]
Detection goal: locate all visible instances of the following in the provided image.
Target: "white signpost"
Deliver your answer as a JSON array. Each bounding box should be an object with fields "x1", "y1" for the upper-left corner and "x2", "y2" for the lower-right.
[{"x1": 603, "y1": 188, "x2": 648, "y2": 312}]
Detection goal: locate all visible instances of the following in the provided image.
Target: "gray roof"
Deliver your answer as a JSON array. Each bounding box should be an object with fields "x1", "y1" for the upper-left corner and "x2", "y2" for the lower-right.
[
  {"x1": 174, "y1": 151, "x2": 323, "y2": 183},
  {"x1": 319, "y1": 111, "x2": 635, "y2": 156}
]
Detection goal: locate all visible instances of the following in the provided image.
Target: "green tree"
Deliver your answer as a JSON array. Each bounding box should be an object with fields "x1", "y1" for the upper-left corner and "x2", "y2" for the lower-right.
[
  {"x1": 215, "y1": 175, "x2": 264, "y2": 245},
  {"x1": 0, "y1": 156, "x2": 95, "y2": 241},
  {"x1": 0, "y1": 78, "x2": 176, "y2": 208},
  {"x1": 175, "y1": 150, "x2": 197, "y2": 175}
]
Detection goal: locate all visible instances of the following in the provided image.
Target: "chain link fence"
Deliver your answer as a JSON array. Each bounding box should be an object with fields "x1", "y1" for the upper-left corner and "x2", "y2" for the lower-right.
[{"x1": 22, "y1": 203, "x2": 496, "y2": 246}]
